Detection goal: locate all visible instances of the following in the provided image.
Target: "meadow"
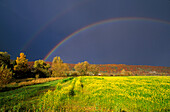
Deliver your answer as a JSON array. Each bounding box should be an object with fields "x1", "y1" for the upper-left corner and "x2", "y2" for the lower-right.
[
  {"x1": 0, "y1": 76, "x2": 169, "y2": 111},
  {"x1": 0, "y1": 77, "x2": 64, "y2": 92},
  {"x1": 0, "y1": 78, "x2": 61, "y2": 111}
]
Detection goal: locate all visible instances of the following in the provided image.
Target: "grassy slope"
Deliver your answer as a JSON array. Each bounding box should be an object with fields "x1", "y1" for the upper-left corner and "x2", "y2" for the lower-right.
[
  {"x1": 0, "y1": 76, "x2": 169, "y2": 111},
  {"x1": 0, "y1": 79, "x2": 60, "y2": 111},
  {"x1": 39, "y1": 76, "x2": 170, "y2": 112}
]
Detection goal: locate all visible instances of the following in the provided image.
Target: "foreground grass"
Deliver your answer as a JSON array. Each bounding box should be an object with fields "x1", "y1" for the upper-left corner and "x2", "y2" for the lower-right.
[
  {"x1": 0, "y1": 76, "x2": 169, "y2": 111},
  {"x1": 0, "y1": 78, "x2": 63, "y2": 111},
  {"x1": 38, "y1": 76, "x2": 169, "y2": 112},
  {"x1": 0, "y1": 77, "x2": 64, "y2": 92}
]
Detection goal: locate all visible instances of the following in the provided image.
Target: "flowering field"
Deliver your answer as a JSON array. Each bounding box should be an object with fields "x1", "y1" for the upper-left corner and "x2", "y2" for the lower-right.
[
  {"x1": 38, "y1": 76, "x2": 169, "y2": 111},
  {"x1": 0, "y1": 76, "x2": 169, "y2": 111}
]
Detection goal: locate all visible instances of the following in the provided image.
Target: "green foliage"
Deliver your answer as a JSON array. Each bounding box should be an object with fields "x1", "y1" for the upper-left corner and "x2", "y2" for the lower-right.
[
  {"x1": 0, "y1": 65, "x2": 13, "y2": 85},
  {"x1": 14, "y1": 53, "x2": 29, "y2": 78},
  {"x1": 33, "y1": 60, "x2": 51, "y2": 78},
  {"x1": 0, "y1": 51, "x2": 10, "y2": 67},
  {"x1": 74, "y1": 61, "x2": 90, "y2": 75},
  {"x1": 51, "y1": 56, "x2": 69, "y2": 77},
  {"x1": 33, "y1": 60, "x2": 50, "y2": 70}
]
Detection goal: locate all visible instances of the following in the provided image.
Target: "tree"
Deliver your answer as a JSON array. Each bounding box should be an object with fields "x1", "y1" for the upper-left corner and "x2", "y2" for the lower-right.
[
  {"x1": 51, "y1": 56, "x2": 69, "y2": 77},
  {"x1": 74, "y1": 61, "x2": 90, "y2": 76},
  {"x1": 120, "y1": 69, "x2": 126, "y2": 76},
  {"x1": 34, "y1": 60, "x2": 50, "y2": 69},
  {"x1": 89, "y1": 64, "x2": 99, "y2": 75},
  {"x1": 0, "y1": 65, "x2": 13, "y2": 85},
  {"x1": 14, "y1": 53, "x2": 29, "y2": 78},
  {"x1": 0, "y1": 51, "x2": 10, "y2": 67},
  {"x1": 33, "y1": 60, "x2": 51, "y2": 78}
]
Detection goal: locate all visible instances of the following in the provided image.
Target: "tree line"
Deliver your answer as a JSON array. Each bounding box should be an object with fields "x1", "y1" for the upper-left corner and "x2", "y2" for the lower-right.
[{"x1": 0, "y1": 51, "x2": 99, "y2": 85}]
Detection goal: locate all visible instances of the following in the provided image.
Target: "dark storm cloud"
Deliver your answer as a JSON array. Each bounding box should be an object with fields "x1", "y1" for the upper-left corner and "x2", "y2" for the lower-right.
[{"x1": 0, "y1": 0, "x2": 170, "y2": 66}]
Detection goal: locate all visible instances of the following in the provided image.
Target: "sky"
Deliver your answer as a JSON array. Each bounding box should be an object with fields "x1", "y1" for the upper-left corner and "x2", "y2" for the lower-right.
[{"x1": 0, "y1": 0, "x2": 170, "y2": 66}]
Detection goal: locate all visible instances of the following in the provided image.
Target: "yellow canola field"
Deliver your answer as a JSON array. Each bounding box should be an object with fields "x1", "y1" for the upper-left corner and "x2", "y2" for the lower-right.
[{"x1": 38, "y1": 76, "x2": 170, "y2": 112}]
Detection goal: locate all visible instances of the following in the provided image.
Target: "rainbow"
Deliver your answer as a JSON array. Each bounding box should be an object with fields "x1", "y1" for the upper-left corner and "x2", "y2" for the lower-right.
[
  {"x1": 44, "y1": 17, "x2": 170, "y2": 61},
  {"x1": 21, "y1": 0, "x2": 89, "y2": 51}
]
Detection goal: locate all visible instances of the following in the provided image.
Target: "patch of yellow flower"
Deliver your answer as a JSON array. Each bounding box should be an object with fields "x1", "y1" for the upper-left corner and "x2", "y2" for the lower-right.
[{"x1": 37, "y1": 76, "x2": 170, "y2": 111}]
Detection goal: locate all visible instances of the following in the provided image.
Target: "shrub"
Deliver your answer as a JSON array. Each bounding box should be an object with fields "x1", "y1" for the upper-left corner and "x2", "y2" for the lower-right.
[
  {"x1": 0, "y1": 65, "x2": 13, "y2": 85},
  {"x1": 34, "y1": 68, "x2": 50, "y2": 78},
  {"x1": 69, "y1": 71, "x2": 79, "y2": 76}
]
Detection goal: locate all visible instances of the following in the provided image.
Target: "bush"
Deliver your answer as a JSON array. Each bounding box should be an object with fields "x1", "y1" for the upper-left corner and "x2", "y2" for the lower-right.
[
  {"x1": 13, "y1": 68, "x2": 31, "y2": 79},
  {"x1": 0, "y1": 65, "x2": 13, "y2": 85},
  {"x1": 69, "y1": 71, "x2": 79, "y2": 76},
  {"x1": 34, "y1": 68, "x2": 50, "y2": 78},
  {"x1": 0, "y1": 51, "x2": 10, "y2": 67}
]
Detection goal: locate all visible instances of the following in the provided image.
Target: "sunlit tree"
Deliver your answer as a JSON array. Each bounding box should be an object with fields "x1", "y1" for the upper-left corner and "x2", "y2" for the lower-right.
[
  {"x1": 0, "y1": 65, "x2": 13, "y2": 85},
  {"x1": 34, "y1": 60, "x2": 50, "y2": 70},
  {"x1": 120, "y1": 69, "x2": 126, "y2": 76},
  {"x1": 33, "y1": 60, "x2": 51, "y2": 78},
  {"x1": 51, "y1": 56, "x2": 69, "y2": 77},
  {"x1": 89, "y1": 64, "x2": 99, "y2": 75},
  {"x1": 14, "y1": 53, "x2": 29, "y2": 78},
  {"x1": 74, "y1": 61, "x2": 90, "y2": 76}
]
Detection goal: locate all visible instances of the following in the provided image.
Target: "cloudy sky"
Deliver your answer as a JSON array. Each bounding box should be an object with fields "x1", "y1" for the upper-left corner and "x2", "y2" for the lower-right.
[{"x1": 0, "y1": 0, "x2": 170, "y2": 66}]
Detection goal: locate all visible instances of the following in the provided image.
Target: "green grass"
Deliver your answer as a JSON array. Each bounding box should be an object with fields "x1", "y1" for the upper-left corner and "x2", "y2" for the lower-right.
[
  {"x1": 0, "y1": 76, "x2": 169, "y2": 111},
  {"x1": 0, "y1": 79, "x2": 61, "y2": 111},
  {"x1": 0, "y1": 77, "x2": 64, "y2": 92}
]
